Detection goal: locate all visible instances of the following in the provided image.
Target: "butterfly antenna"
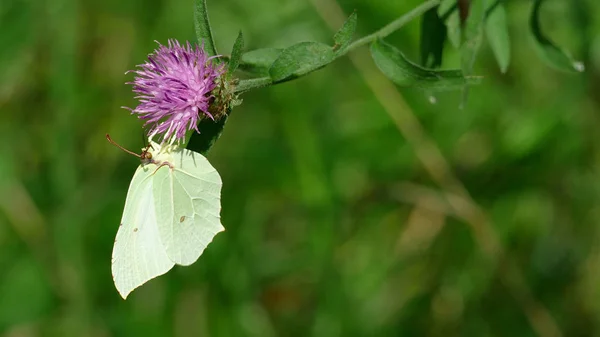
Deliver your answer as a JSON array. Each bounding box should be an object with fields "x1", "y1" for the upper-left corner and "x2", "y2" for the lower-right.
[{"x1": 106, "y1": 134, "x2": 141, "y2": 158}]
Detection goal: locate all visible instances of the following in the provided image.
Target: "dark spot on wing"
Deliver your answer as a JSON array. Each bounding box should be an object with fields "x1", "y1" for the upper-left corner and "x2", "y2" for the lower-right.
[
  {"x1": 179, "y1": 216, "x2": 185, "y2": 223},
  {"x1": 133, "y1": 228, "x2": 138, "y2": 232}
]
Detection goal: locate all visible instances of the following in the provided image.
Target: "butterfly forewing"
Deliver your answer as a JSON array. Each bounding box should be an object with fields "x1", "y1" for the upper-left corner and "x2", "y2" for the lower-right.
[{"x1": 112, "y1": 165, "x2": 175, "y2": 299}]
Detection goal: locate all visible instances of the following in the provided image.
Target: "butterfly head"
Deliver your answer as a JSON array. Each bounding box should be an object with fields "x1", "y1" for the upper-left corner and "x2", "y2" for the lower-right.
[{"x1": 140, "y1": 145, "x2": 154, "y2": 164}]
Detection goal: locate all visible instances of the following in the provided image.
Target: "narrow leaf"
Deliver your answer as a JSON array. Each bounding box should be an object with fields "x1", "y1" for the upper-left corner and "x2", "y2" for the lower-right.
[
  {"x1": 460, "y1": 0, "x2": 486, "y2": 105},
  {"x1": 269, "y1": 42, "x2": 335, "y2": 82},
  {"x1": 461, "y1": 0, "x2": 486, "y2": 75},
  {"x1": 485, "y1": 0, "x2": 510, "y2": 73},
  {"x1": 530, "y1": 0, "x2": 584, "y2": 73},
  {"x1": 333, "y1": 11, "x2": 357, "y2": 54},
  {"x1": 370, "y1": 39, "x2": 481, "y2": 91},
  {"x1": 194, "y1": 0, "x2": 217, "y2": 57},
  {"x1": 239, "y1": 48, "x2": 283, "y2": 75},
  {"x1": 227, "y1": 31, "x2": 244, "y2": 75},
  {"x1": 420, "y1": 6, "x2": 447, "y2": 68},
  {"x1": 438, "y1": 0, "x2": 461, "y2": 48},
  {"x1": 437, "y1": 0, "x2": 455, "y2": 18},
  {"x1": 186, "y1": 113, "x2": 229, "y2": 155}
]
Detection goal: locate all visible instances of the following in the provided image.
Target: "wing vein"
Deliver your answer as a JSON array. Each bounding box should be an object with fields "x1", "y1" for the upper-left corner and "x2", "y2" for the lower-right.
[{"x1": 174, "y1": 167, "x2": 220, "y2": 184}]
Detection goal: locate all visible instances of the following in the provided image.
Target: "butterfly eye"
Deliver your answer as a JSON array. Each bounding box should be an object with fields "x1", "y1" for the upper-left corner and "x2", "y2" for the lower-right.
[{"x1": 140, "y1": 151, "x2": 152, "y2": 160}]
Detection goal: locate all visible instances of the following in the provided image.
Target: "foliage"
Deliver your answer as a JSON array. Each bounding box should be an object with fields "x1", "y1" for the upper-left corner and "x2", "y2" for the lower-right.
[{"x1": 0, "y1": 0, "x2": 597, "y2": 336}]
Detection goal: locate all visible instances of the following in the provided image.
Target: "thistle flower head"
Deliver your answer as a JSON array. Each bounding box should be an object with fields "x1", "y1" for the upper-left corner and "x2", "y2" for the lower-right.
[{"x1": 126, "y1": 39, "x2": 224, "y2": 144}]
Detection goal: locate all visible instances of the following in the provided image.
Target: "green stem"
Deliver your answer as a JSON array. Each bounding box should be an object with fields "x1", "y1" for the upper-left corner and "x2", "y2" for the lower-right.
[
  {"x1": 194, "y1": 0, "x2": 441, "y2": 153},
  {"x1": 235, "y1": 77, "x2": 272, "y2": 93},
  {"x1": 235, "y1": 0, "x2": 440, "y2": 93},
  {"x1": 346, "y1": 0, "x2": 440, "y2": 51}
]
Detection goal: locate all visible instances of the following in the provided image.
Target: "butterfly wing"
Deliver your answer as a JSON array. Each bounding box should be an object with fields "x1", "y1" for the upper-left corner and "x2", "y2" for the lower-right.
[
  {"x1": 152, "y1": 148, "x2": 224, "y2": 266},
  {"x1": 112, "y1": 165, "x2": 175, "y2": 299}
]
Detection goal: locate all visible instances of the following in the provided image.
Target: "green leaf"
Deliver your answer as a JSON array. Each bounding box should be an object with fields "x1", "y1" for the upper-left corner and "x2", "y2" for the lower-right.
[
  {"x1": 194, "y1": 0, "x2": 217, "y2": 57},
  {"x1": 333, "y1": 11, "x2": 357, "y2": 54},
  {"x1": 370, "y1": 39, "x2": 481, "y2": 91},
  {"x1": 529, "y1": 0, "x2": 584, "y2": 73},
  {"x1": 239, "y1": 48, "x2": 283, "y2": 75},
  {"x1": 438, "y1": 0, "x2": 461, "y2": 48},
  {"x1": 227, "y1": 31, "x2": 244, "y2": 75},
  {"x1": 460, "y1": 0, "x2": 486, "y2": 105},
  {"x1": 420, "y1": 6, "x2": 447, "y2": 68},
  {"x1": 461, "y1": 0, "x2": 486, "y2": 76},
  {"x1": 186, "y1": 112, "x2": 229, "y2": 155},
  {"x1": 437, "y1": 0, "x2": 456, "y2": 18},
  {"x1": 485, "y1": 0, "x2": 510, "y2": 73},
  {"x1": 268, "y1": 42, "x2": 335, "y2": 82}
]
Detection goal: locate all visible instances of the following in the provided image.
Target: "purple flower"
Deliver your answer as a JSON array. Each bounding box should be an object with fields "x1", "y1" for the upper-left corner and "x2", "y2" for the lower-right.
[{"x1": 125, "y1": 39, "x2": 224, "y2": 144}]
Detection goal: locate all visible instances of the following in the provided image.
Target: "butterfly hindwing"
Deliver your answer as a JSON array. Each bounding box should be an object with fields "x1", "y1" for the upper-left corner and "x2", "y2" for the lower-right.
[{"x1": 153, "y1": 147, "x2": 224, "y2": 266}]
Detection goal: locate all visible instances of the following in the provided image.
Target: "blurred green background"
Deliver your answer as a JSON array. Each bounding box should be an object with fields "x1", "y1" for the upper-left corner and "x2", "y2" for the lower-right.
[{"x1": 1, "y1": 0, "x2": 600, "y2": 336}]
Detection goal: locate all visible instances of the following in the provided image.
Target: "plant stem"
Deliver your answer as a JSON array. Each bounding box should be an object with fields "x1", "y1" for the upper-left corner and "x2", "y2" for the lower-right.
[
  {"x1": 346, "y1": 0, "x2": 440, "y2": 52},
  {"x1": 235, "y1": 0, "x2": 440, "y2": 93},
  {"x1": 235, "y1": 77, "x2": 272, "y2": 93}
]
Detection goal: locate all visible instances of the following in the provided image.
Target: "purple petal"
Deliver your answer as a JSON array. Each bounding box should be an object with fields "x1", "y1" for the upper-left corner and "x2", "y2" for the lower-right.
[{"x1": 124, "y1": 39, "x2": 224, "y2": 144}]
